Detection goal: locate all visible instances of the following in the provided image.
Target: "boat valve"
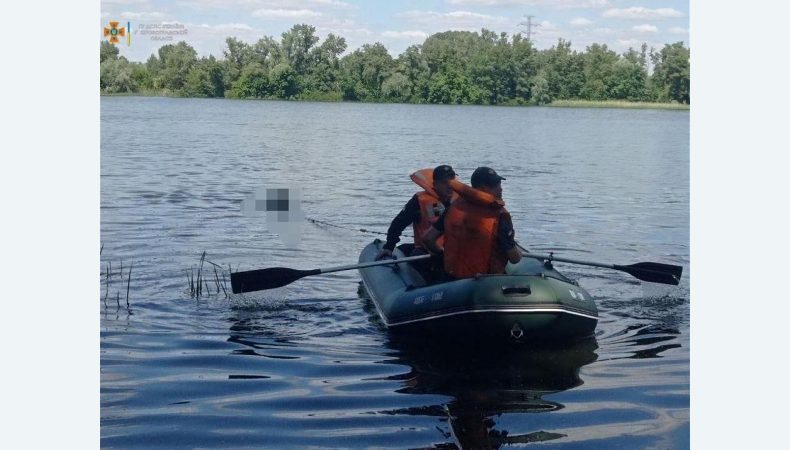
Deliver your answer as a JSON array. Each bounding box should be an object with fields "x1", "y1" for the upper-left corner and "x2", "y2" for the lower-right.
[{"x1": 510, "y1": 323, "x2": 524, "y2": 340}]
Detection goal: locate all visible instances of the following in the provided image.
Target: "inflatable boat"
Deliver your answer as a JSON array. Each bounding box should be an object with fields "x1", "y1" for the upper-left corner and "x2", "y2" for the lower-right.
[{"x1": 358, "y1": 239, "x2": 599, "y2": 342}]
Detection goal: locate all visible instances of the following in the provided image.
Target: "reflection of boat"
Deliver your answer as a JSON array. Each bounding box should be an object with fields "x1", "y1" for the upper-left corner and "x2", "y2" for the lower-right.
[
  {"x1": 358, "y1": 239, "x2": 599, "y2": 342},
  {"x1": 384, "y1": 337, "x2": 599, "y2": 449}
]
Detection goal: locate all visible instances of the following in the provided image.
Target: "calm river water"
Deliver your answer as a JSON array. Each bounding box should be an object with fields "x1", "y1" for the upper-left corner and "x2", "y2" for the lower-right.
[{"x1": 101, "y1": 97, "x2": 689, "y2": 449}]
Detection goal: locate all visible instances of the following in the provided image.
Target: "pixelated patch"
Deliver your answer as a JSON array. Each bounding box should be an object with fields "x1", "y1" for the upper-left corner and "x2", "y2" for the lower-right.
[{"x1": 241, "y1": 185, "x2": 305, "y2": 247}]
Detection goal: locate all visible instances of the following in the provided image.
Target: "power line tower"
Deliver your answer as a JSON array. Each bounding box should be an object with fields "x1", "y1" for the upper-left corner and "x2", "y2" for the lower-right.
[{"x1": 519, "y1": 15, "x2": 540, "y2": 42}]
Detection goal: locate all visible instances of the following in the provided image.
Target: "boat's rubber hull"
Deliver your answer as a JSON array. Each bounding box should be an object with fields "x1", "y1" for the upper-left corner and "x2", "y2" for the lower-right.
[{"x1": 358, "y1": 239, "x2": 598, "y2": 342}]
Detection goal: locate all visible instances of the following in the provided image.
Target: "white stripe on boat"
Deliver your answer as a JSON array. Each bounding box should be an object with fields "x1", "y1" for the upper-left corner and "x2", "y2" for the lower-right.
[
  {"x1": 361, "y1": 274, "x2": 598, "y2": 327},
  {"x1": 385, "y1": 307, "x2": 599, "y2": 327}
]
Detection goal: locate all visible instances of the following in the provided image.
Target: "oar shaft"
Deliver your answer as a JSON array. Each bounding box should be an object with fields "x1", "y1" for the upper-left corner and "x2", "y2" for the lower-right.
[
  {"x1": 319, "y1": 254, "x2": 431, "y2": 274},
  {"x1": 521, "y1": 252, "x2": 615, "y2": 270}
]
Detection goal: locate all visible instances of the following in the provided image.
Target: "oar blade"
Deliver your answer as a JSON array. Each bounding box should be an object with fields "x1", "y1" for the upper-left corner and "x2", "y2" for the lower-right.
[
  {"x1": 230, "y1": 267, "x2": 320, "y2": 294},
  {"x1": 618, "y1": 262, "x2": 683, "y2": 285}
]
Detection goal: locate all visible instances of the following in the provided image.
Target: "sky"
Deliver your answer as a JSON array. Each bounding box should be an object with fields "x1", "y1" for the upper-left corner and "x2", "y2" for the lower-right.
[{"x1": 100, "y1": 0, "x2": 689, "y2": 62}]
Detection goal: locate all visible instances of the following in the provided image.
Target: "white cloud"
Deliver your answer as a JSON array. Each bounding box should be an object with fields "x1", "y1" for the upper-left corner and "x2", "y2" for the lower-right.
[
  {"x1": 669, "y1": 27, "x2": 689, "y2": 35},
  {"x1": 445, "y1": 0, "x2": 610, "y2": 8},
  {"x1": 251, "y1": 8, "x2": 322, "y2": 19},
  {"x1": 121, "y1": 11, "x2": 168, "y2": 20},
  {"x1": 617, "y1": 38, "x2": 645, "y2": 49},
  {"x1": 633, "y1": 24, "x2": 658, "y2": 33},
  {"x1": 592, "y1": 27, "x2": 615, "y2": 35},
  {"x1": 602, "y1": 7, "x2": 683, "y2": 20},
  {"x1": 309, "y1": 0, "x2": 354, "y2": 8},
  {"x1": 538, "y1": 20, "x2": 559, "y2": 32},
  {"x1": 102, "y1": 0, "x2": 150, "y2": 5},
  {"x1": 381, "y1": 30, "x2": 429, "y2": 40},
  {"x1": 570, "y1": 17, "x2": 593, "y2": 26},
  {"x1": 397, "y1": 10, "x2": 511, "y2": 30},
  {"x1": 178, "y1": 0, "x2": 354, "y2": 10},
  {"x1": 202, "y1": 23, "x2": 254, "y2": 31}
]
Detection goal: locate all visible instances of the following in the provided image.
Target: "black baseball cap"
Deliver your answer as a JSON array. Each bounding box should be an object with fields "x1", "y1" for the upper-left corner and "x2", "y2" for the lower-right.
[
  {"x1": 433, "y1": 165, "x2": 456, "y2": 182},
  {"x1": 471, "y1": 167, "x2": 506, "y2": 188}
]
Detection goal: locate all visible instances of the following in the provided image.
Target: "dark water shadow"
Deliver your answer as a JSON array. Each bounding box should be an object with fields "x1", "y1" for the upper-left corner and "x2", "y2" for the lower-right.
[{"x1": 381, "y1": 336, "x2": 599, "y2": 449}]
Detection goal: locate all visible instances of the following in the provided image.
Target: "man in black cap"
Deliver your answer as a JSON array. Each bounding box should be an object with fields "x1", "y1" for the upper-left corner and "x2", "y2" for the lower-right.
[
  {"x1": 423, "y1": 166, "x2": 522, "y2": 279},
  {"x1": 376, "y1": 165, "x2": 456, "y2": 266}
]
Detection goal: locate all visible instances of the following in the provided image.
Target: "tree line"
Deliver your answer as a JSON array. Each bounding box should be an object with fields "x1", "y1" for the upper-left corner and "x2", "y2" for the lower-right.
[{"x1": 100, "y1": 23, "x2": 690, "y2": 105}]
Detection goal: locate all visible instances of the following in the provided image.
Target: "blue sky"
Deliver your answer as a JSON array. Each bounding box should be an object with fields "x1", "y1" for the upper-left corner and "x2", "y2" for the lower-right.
[{"x1": 101, "y1": 0, "x2": 689, "y2": 62}]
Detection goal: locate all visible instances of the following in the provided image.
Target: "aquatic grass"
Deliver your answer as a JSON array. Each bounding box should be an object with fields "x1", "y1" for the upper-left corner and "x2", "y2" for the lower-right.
[
  {"x1": 187, "y1": 252, "x2": 232, "y2": 299},
  {"x1": 548, "y1": 99, "x2": 689, "y2": 110},
  {"x1": 126, "y1": 262, "x2": 133, "y2": 307},
  {"x1": 104, "y1": 262, "x2": 110, "y2": 306},
  {"x1": 100, "y1": 251, "x2": 134, "y2": 309}
]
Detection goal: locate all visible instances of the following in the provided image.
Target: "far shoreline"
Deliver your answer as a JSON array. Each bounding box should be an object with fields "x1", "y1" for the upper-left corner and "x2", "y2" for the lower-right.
[{"x1": 100, "y1": 93, "x2": 688, "y2": 111}]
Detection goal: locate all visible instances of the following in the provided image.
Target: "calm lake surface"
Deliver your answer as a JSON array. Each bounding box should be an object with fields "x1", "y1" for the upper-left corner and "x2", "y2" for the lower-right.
[{"x1": 101, "y1": 97, "x2": 689, "y2": 449}]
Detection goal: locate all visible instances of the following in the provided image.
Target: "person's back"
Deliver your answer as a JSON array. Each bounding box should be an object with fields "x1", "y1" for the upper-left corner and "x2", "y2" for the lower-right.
[{"x1": 424, "y1": 167, "x2": 522, "y2": 279}]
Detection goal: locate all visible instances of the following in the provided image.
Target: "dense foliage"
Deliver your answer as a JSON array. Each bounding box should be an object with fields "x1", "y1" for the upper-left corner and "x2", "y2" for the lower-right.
[{"x1": 100, "y1": 24, "x2": 690, "y2": 105}]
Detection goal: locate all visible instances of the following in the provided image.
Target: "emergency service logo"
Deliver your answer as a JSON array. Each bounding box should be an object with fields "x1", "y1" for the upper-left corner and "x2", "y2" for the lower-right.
[{"x1": 104, "y1": 21, "x2": 131, "y2": 46}]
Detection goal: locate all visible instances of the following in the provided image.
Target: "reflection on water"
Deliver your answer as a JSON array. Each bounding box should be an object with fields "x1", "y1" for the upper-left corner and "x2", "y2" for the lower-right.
[{"x1": 385, "y1": 337, "x2": 599, "y2": 449}]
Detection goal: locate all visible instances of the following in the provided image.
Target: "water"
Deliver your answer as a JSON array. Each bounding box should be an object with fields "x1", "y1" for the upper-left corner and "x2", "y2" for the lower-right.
[{"x1": 101, "y1": 97, "x2": 689, "y2": 449}]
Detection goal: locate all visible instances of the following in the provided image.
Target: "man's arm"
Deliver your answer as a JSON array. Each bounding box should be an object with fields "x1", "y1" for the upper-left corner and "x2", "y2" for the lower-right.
[
  {"x1": 377, "y1": 195, "x2": 421, "y2": 260},
  {"x1": 497, "y1": 214, "x2": 522, "y2": 264},
  {"x1": 422, "y1": 226, "x2": 443, "y2": 254}
]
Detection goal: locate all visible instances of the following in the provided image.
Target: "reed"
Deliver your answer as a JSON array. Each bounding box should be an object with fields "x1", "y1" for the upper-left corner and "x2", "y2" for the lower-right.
[
  {"x1": 126, "y1": 262, "x2": 133, "y2": 307},
  {"x1": 548, "y1": 99, "x2": 689, "y2": 110},
  {"x1": 105, "y1": 262, "x2": 110, "y2": 304},
  {"x1": 186, "y1": 252, "x2": 232, "y2": 298},
  {"x1": 196, "y1": 251, "x2": 206, "y2": 297},
  {"x1": 220, "y1": 272, "x2": 229, "y2": 298}
]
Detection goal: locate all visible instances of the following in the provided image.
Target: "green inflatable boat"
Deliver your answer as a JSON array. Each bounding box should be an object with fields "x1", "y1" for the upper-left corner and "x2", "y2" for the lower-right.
[{"x1": 358, "y1": 239, "x2": 598, "y2": 342}]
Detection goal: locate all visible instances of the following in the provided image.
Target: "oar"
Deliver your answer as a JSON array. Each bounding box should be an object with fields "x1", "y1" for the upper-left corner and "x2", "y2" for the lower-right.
[
  {"x1": 517, "y1": 244, "x2": 682, "y2": 285},
  {"x1": 230, "y1": 254, "x2": 431, "y2": 294}
]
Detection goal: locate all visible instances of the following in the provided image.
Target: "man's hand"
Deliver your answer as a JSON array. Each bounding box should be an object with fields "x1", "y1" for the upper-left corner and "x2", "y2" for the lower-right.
[{"x1": 375, "y1": 249, "x2": 394, "y2": 260}]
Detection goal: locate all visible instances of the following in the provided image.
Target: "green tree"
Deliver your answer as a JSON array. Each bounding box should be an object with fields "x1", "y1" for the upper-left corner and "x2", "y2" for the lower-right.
[
  {"x1": 396, "y1": 45, "x2": 429, "y2": 102},
  {"x1": 340, "y1": 43, "x2": 395, "y2": 101},
  {"x1": 609, "y1": 48, "x2": 648, "y2": 101},
  {"x1": 539, "y1": 39, "x2": 584, "y2": 100},
  {"x1": 651, "y1": 42, "x2": 690, "y2": 104},
  {"x1": 581, "y1": 43, "x2": 619, "y2": 100},
  {"x1": 228, "y1": 62, "x2": 268, "y2": 98},
  {"x1": 100, "y1": 41, "x2": 119, "y2": 63},
  {"x1": 381, "y1": 72, "x2": 411, "y2": 102},
  {"x1": 154, "y1": 41, "x2": 198, "y2": 93},
  {"x1": 130, "y1": 63, "x2": 153, "y2": 91},
  {"x1": 427, "y1": 70, "x2": 484, "y2": 104},
  {"x1": 305, "y1": 33, "x2": 346, "y2": 94},
  {"x1": 268, "y1": 63, "x2": 299, "y2": 98},
  {"x1": 512, "y1": 34, "x2": 538, "y2": 102},
  {"x1": 222, "y1": 37, "x2": 255, "y2": 88},
  {"x1": 530, "y1": 71, "x2": 552, "y2": 105},
  {"x1": 100, "y1": 57, "x2": 135, "y2": 93},
  {"x1": 280, "y1": 24, "x2": 319, "y2": 75},
  {"x1": 469, "y1": 32, "x2": 516, "y2": 104},
  {"x1": 183, "y1": 56, "x2": 225, "y2": 98}
]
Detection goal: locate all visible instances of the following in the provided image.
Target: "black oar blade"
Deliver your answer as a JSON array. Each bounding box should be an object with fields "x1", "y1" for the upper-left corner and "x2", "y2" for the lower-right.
[
  {"x1": 616, "y1": 262, "x2": 683, "y2": 285},
  {"x1": 231, "y1": 267, "x2": 321, "y2": 294}
]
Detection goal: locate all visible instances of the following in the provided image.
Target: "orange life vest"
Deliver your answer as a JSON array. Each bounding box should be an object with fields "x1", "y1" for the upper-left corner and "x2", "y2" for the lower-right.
[
  {"x1": 413, "y1": 191, "x2": 445, "y2": 249},
  {"x1": 410, "y1": 168, "x2": 454, "y2": 249},
  {"x1": 443, "y1": 179, "x2": 510, "y2": 278}
]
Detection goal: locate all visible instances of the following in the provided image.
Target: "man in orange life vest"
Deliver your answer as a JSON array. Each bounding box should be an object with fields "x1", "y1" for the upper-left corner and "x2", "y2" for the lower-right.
[
  {"x1": 375, "y1": 165, "x2": 456, "y2": 267},
  {"x1": 423, "y1": 167, "x2": 522, "y2": 279}
]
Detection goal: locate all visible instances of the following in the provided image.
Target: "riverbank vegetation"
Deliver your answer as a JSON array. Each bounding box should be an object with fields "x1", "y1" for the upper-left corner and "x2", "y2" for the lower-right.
[{"x1": 100, "y1": 24, "x2": 690, "y2": 106}]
